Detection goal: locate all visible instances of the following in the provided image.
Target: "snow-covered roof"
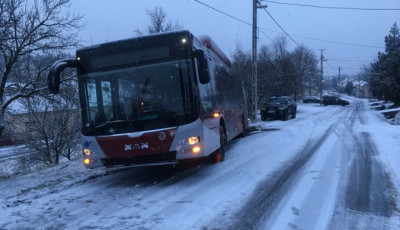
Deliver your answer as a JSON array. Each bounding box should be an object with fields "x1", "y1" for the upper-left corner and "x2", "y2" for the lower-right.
[
  {"x1": 340, "y1": 79, "x2": 368, "y2": 87},
  {"x1": 7, "y1": 96, "x2": 78, "y2": 115}
]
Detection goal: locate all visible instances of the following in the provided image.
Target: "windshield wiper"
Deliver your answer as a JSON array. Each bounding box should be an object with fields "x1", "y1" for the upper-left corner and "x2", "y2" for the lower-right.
[
  {"x1": 141, "y1": 78, "x2": 150, "y2": 94},
  {"x1": 93, "y1": 120, "x2": 130, "y2": 129}
]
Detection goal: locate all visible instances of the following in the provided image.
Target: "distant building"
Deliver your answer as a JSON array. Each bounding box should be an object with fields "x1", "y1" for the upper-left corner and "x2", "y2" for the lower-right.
[
  {"x1": 3, "y1": 97, "x2": 79, "y2": 145},
  {"x1": 353, "y1": 80, "x2": 370, "y2": 98},
  {"x1": 340, "y1": 79, "x2": 371, "y2": 98}
]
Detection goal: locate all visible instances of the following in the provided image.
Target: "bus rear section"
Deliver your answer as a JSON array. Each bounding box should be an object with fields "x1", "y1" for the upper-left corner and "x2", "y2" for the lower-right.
[{"x1": 47, "y1": 30, "x2": 248, "y2": 169}]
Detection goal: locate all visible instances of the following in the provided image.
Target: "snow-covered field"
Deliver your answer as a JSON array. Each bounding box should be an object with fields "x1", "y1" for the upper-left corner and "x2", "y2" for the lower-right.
[{"x1": 1, "y1": 97, "x2": 399, "y2": 229}]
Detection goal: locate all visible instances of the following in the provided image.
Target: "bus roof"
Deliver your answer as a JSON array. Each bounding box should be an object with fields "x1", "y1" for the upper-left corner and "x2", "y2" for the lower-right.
[
  {"x1": 198, "y1": 35, "x2": 232, "y2": 68},
  {"x1": 78, "y1": 30, "x2": 193, "y2": 52},
  {"x1": 76, "y1": 30, "x2": 232, "y2": 69}
]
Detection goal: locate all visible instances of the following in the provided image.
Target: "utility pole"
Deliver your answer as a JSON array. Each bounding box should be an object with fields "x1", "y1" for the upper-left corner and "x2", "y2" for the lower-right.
[
  {"x1": 338, "y1": 67, "x2": 342, "y2": 96},
  {"x1": 319, "y1": 49, "x2": 325, "y2": 96},
  {"x1": 251, "y1": 0, "x2": 267, "y2": 122},
  {"x1": 251, "y1": 0, "x2": 257, "y2": 122}
]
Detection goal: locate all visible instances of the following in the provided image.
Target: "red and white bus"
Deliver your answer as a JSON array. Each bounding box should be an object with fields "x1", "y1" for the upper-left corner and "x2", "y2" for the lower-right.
[{"x1": 48, "y1": 30, "x2": 248, "y2": 168}]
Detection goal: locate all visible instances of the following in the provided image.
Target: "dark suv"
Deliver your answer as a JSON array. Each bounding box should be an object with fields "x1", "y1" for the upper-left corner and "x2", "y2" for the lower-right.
[
  {"x1": 261, "y1": 96, "x2": 297, "y2": 121},
  {"x1": 321, "y1": 95, "x2": 349, "y2": 106}
]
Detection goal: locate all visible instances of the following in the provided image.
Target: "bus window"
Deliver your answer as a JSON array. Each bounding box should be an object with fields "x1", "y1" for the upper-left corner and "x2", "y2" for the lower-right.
[
  {"x1": 101, "y1": 81, "x2": 113, "y2": 121},
  {"x1": 118, "y1": 79, "x2": 138, "y2": 120},
  {"x1": 85, "y1": 79, "x2": 97, "y2": 125}
]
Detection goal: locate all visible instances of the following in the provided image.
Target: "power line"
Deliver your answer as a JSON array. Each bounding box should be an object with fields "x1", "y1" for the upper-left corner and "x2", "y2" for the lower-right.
[
  {"x1": 256, "y1": 26, "x2": 384, "y2": 49},
  {"x1": 329, "y1": 59, "x2": 373, "y2": 63},
  {"x1": 325, "y1": 60, "x2": 364, "y2": 70},
  {"x1": 258, "y1": 28, "x2": 274, "y2": 42},
  {"x1": 260, "y1": 8, "x2": 300, "y2": 46},
  {"x1": 194, "y1": 0, "x2": 274, "y2": 42},
  {"x1": 193, "y1": 0, "x2": 384, "y2": 49},
  {"x1": 286, "y1": 33, "x2": 385, "y2": 49},
  {"x1": 325, "y1": 60, "x2": 337, "y2": 69},
  {"x1": 265, "y1": 1, "x2": 400, "y2": 11},
  {"x1": 193, "y1": 0, "x2": 251, "y2": 27},
  {"x1": 329, "y1": 55, "x2": 377, "y2": 60}
]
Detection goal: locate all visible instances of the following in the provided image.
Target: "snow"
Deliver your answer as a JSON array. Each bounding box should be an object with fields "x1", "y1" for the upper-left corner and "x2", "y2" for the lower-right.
[
  {"x1": 1, "y1": 97, "x2": 399, "y2": 229},
  {"x1": 266, "y1": 133, "x2": 342, "y2": 230}
]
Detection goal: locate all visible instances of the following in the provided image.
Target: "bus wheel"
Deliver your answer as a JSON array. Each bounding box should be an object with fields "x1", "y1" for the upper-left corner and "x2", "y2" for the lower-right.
[{"x1": 213, "y1": 125, "x2": 227, "y2": 163}]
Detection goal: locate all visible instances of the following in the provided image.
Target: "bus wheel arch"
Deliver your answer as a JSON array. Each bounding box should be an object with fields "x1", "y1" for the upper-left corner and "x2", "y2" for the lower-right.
[{"x1": 211, "y1": 119, "x2": 227, "y2": 163}]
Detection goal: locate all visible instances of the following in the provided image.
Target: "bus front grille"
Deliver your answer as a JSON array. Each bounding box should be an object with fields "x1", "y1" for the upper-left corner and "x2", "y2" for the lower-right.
[{"x1": 101, "y1": 151, "x2": 177, "y2": 167}]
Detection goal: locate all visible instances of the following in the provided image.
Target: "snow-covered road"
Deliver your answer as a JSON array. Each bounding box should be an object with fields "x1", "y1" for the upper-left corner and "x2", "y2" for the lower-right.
[{"x1": 1, "y1": 98, "x2": 400, "y2": 229}]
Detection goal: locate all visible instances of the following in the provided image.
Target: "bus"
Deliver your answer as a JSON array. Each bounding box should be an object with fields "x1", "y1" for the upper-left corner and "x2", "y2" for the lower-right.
[{"x1": 47, "y1": 30, "x2": 248, "y2": 168}]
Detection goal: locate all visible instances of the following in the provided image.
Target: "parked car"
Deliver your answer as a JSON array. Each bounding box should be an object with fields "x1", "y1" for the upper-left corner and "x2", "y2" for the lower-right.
[
  {"x1": 303, "y1": 96, "x2": 320, "y2": 103},
  {"x1": 261, "y1": 96, "x2": 297, "y2": 121},
  {"x1": 321, "y1": 95, "x2": 349, "y2": 106}
]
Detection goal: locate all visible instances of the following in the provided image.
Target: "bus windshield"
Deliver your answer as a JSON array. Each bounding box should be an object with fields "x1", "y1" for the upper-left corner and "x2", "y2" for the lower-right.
[{"x1": 80, "y1": 60, "x2": 198, "y2": 135}]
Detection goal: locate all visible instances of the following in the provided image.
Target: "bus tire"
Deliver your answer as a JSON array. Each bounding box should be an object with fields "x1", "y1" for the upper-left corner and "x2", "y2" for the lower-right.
[{"x1": 212, "y1": 125, "x2": 227, "y2": 163}]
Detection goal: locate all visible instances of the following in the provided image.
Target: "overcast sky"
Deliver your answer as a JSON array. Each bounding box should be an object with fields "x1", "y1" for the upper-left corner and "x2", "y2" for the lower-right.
[{"x1": 67, "y1": 0, "x2": 400, "y2": 76}]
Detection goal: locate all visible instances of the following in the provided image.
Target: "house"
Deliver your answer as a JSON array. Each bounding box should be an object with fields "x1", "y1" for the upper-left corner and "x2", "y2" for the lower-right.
[
  {"x1": 3, "y1": 96, "x2": 80, "y2": 145},
  {"x1": 340, "y1": 79, "x2": 371, "y2": 98},
  {"x1": 353, "y1": 80, "x2": 371, "y2": 98}
]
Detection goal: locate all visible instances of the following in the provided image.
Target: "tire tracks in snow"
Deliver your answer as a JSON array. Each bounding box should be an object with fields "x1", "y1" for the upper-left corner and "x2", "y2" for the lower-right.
[
  {"x1": 345, "y1": 132, "x2": 397, "y2": 217},
  {"x1": 227, "y1": 101, "x2": 378, "y2": 229},
  {"x1": 228, "y1": 121, "x2": 337, "y2": 229},
  {"x1": 328, "y1": 100, "x2": 400, "y2": 229}
]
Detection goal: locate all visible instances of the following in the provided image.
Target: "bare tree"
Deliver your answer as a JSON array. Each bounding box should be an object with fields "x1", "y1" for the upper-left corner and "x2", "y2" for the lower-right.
[
  {"x1": 232, "y1": 36, "x2": 319, "y2": 108},
  {"x1": 134, "y1": 6, "x2": 183, "y2": 35},
  {"x1": 271, "y1": 36, "x2": 295, "y2": 96},
  {"x1": 291, "y1": 45, "x2": 318, "y2": 99},
  {"x1": 11, "y1": 81, "x2": 80, "y2": 166},
  {"x1": 231, "y1": 45, "x2": 252, "y2": 113},
  {"x1": 258, "y1": 45, "x2": 277, "y2": 102},
  {"x1": 146, "y1": 6, "x2": 183, "y2": 34},
  {"x1": 0, "y1": 0, "x2": 83, "y2": 136}
]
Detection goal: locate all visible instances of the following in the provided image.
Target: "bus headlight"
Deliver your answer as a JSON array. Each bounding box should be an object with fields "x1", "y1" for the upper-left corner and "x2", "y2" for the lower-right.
[
  {"x1": 83, "y1": 148, "x2": 91, "y2": 156},
  {"x1": 188, "y1": 136, "x2": 200, "y2": 145},
  {"x1": 178, "y1": 136, "x2": 202, "y2": 155},
  {"x1": 191, "y1": 146, "x2": 201, "y2": 154}
]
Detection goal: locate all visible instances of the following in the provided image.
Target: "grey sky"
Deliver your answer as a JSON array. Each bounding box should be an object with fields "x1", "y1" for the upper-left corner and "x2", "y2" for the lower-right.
[{"x1": 68, "y1": 0, "x2": 400, "y2": 76}]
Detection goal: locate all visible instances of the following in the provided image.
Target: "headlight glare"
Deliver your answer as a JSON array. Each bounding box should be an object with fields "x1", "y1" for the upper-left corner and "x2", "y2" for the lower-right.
[
  {"x1": 83, "y1": 148, "x2": 91, "y2": 156},
  {"x1": 188, "y1": 136, "x2": 200, "y2": 145}
]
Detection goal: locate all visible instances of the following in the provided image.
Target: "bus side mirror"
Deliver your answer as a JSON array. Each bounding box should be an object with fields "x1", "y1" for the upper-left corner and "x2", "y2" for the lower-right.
[
  {"x1": 47, "y1": 59, "x2": 80, "y2": 94},
  {"x1": 194, "y1": 49, "x2": 210, "y2": 84}
]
